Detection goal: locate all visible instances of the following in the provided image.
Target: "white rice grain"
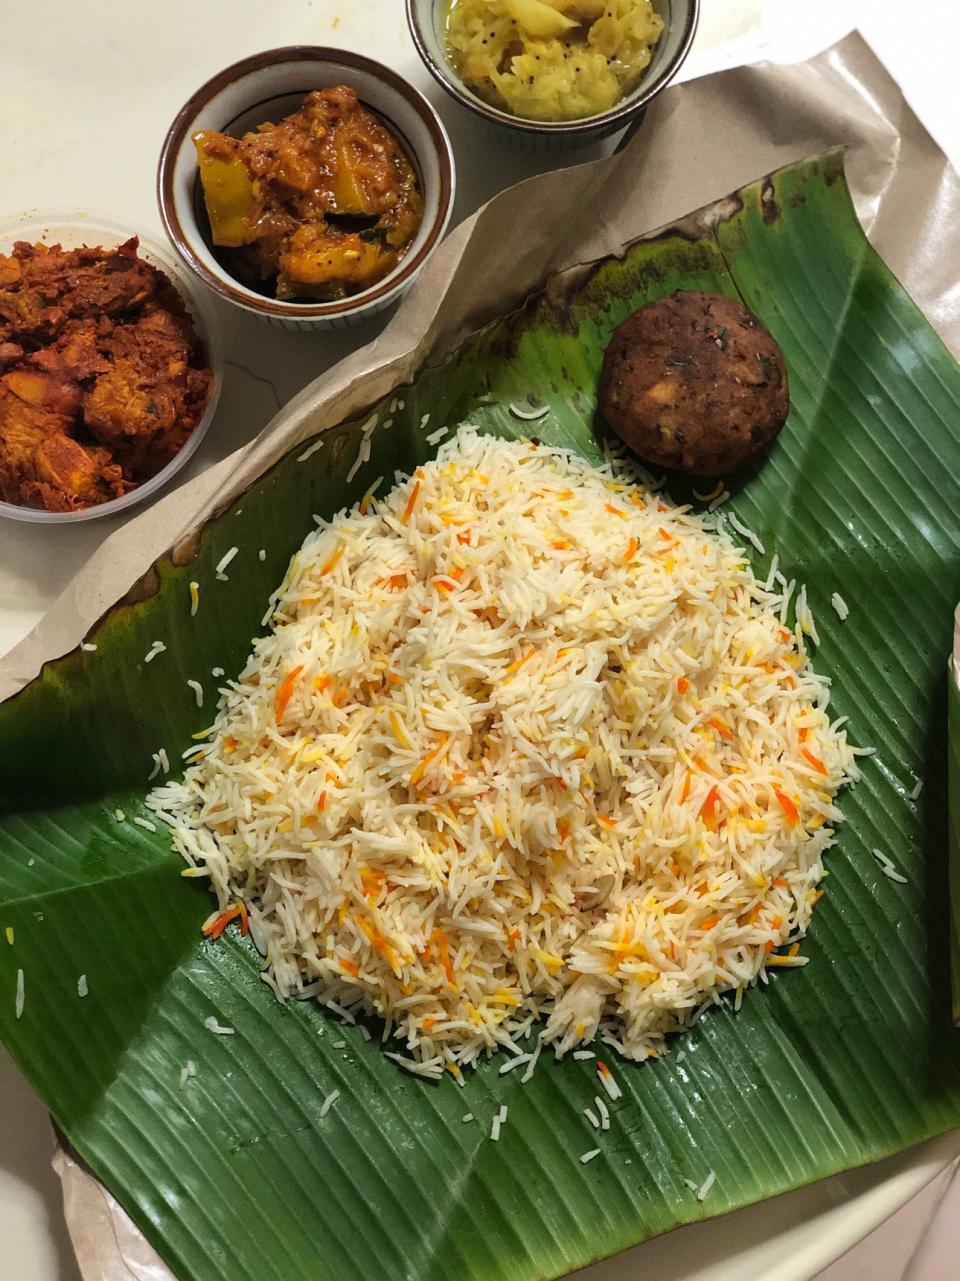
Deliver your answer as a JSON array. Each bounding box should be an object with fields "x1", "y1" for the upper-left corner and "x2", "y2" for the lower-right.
[
  {"x1": 727, "y1": 511, "x2": 766, "y2": 556},
  {"x1": 77, "y1": 974, "x2": 88, "y2": 998},
  {"x1": 204, "y1": 1016, "x2": 235, "y2": 1035},
  {"x1": 597, "y1": 1064, "x2": 622, "y2": 1101},
  {"x1": 595, "y1": 1097, "x2": 610, "y2": 1130},
  {"x1": 319, "y1": 1088, "x2": 340, "y2": 1117},
  {"x1": 384, "y1": 1052, "x2": 443, "y2": 1079},
  {"x1": 794, "y1": 583, "x2": 821, "y2": 645},
  {"x1": 15, "y1": 968, "x2": 24, "y2": 1019},
  {"x1": 215, "y1": 548, "x2": 239, "y2": 581},
  {"x1": 326, "y1": 999, "x2": 356, "y2": 1025},
  {"x1": 872, "y1": 849, "x2": 908, "y2": 884},
  {"x1": 509, "y1": 403, "x2": 549, "y2": 421},
  {"x1": 778, "y1": 578, "x2": 796, "y2": 625},
  {"x1": 697, "y1": 1171, "x2": 716, "y2": 1201},
  {"x1": 346, "y1": 416, "x2": 378, "y2": 483},
  {"x1": 187, "y1": 680, "x2": 204, "y2": 709},
  {"x1": 499, "y1": 1052, "x2": 532, "y2": 1075},
  {"x1": 692, "y1": 481, "x2": 724, "y2": 503},
  {"x1": 580, "y1": 1148, "x2": 601, "y2": 1165},
  {"x1": 830, "y1": 592, "x2": 849, "y2": 621},
  {"x1": 297, "y1": 439, "x2": 325, "y2": 463},
  {"x1": 360, "y1": 477, "x2": 384, "y2": 513},
  {"x1": 520, "y1": 1038, "x2": 542, "y2": 1083}
]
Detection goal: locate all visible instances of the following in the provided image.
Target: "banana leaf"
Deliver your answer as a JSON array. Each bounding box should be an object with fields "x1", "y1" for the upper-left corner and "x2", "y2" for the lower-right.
[
  {"x1": 950, "y1": 614, "x2": 960, "y2": 1024},
  {"x1": 2, "y1": 150, "x2": 960, "y2": 1281}
]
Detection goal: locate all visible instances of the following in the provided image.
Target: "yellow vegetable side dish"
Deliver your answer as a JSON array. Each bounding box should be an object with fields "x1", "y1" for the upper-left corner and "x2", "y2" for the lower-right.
[
  {"x1": 193, "y1": 87, "x2": 423, "y2": 302},
  {"x1": 444, "y1": 0, "x2": 664, "y2": 122}
]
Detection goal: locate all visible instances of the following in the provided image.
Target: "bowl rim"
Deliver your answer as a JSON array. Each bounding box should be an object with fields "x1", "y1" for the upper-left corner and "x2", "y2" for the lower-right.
[
  {"x1": 0, "y1": 208, "x2": 223, "y2": 525},
  {"x1": 406, "y1": 0, "x2": 700, "y2": 136},
  {"x1": 157, "y1": 45, "x2": 456, "y2": 320}
]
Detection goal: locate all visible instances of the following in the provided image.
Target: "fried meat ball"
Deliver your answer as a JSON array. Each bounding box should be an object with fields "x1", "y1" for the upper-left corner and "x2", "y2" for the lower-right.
[{"x1": 598, "y1": 291, "x2": 789, "y2": 475}]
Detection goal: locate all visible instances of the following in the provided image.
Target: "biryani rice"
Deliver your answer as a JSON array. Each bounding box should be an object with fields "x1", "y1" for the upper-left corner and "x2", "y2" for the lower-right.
[{"x1": 150, "y1": 427, "x2": 861, "y2": 1075}]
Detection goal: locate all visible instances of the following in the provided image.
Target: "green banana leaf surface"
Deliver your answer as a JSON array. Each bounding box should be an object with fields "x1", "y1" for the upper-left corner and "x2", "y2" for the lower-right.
[
  {"x1": 950, "y1": 634, "x2": 960, "y2": 1024},
  {"x1": 2, "y1": 150, "x2": 960, "y2": 1281}
]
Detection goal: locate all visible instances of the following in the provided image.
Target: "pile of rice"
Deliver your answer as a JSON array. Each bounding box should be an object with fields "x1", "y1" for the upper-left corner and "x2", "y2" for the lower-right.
[{"x1": 150, "y1": 427, "x2": 862, "y2": 1077}]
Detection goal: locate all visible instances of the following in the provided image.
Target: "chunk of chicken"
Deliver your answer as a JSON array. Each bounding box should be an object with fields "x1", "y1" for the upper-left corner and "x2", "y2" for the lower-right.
[
  {"x1": 0, "y1": 239, "x2": 167, "y2": 346},
  {"x1": 0, "y1": 367, "x2": 84, "y2": 504},
  {"x1": 19, "y1": 432, "x2": 126, "y2": 512},
  {"x1": 82, "y1": 309, "x2": 211, "y2": 475}
]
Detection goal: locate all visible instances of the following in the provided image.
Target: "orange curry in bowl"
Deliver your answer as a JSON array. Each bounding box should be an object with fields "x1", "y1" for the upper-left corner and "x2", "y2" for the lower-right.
[
  {"x1": 193, "y1": 86, "x2": 424, "y2": 303},
  {"x1": 0, "y1": 239, "x2": 212, "y2": 513}
]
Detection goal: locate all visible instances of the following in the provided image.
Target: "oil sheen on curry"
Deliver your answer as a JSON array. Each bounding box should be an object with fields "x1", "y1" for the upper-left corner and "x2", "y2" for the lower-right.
[{"x1": 193, "y1": 87, "x2": 423, "y2": 302}]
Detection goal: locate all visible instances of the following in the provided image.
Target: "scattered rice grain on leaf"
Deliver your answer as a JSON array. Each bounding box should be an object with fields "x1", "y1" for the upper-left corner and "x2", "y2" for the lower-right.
[
  {"x1": 215, "y1": 548, "x2": 239, "y2": 581},
  {"x1": 204, "y1": 1016, "x2": 235, "y2": 1035}
]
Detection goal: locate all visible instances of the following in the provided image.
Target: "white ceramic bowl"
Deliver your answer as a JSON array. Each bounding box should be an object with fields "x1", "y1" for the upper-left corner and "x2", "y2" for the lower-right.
[
  {"x1": 0, "y1": 209, "x2": 222, "y2": 525},
  {"x1": 157, "y1": 47, "x2": 457, "y2": 331}
]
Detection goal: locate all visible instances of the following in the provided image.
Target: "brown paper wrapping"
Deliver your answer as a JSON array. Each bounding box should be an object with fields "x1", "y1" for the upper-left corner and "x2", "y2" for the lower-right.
[{"x1": 6, "y1": 29, "x2": 956, "y2": 1281}]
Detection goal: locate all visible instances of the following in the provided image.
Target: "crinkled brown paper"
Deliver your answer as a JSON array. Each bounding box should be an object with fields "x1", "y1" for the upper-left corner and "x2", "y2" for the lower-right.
[{"x1": 6, "y1": 30, "x2": 959, "y2": 1281}]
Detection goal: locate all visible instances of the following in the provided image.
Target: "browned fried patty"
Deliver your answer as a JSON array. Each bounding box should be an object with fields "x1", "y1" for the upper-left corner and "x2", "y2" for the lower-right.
[{"x1": 598, "y1": 291, "x2": 789, "y2": 476}]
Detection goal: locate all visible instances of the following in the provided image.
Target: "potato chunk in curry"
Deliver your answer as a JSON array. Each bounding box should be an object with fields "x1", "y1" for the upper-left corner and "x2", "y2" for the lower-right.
[{"x1": 193, "y1": 86, "x2": 423, "y2": 302}]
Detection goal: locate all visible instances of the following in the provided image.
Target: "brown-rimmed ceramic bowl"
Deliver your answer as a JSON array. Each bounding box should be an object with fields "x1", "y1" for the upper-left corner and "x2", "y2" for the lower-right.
[
  {"x1": 157, "y1": 48, "x2": 456, "y2": 330},
  {"x1": 407, "y1": 0, "x2": 699, "y2": 147}
]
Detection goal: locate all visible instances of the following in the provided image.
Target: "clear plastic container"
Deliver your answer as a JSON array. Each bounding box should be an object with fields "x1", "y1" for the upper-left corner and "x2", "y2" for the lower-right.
[{"x1": 0, "y1": 208, "x2": 223, "y2": 524}]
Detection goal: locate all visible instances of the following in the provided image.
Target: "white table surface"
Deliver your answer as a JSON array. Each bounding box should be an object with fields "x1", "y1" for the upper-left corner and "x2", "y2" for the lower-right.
[{"x1": 2, "y1": 2, "x2": 959, "y2": 1279}]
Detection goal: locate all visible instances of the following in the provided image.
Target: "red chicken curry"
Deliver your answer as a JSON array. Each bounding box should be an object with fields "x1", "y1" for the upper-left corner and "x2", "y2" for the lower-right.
[{"x1": 0, "y1": 239, "x2": 212, "y2": 513}]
